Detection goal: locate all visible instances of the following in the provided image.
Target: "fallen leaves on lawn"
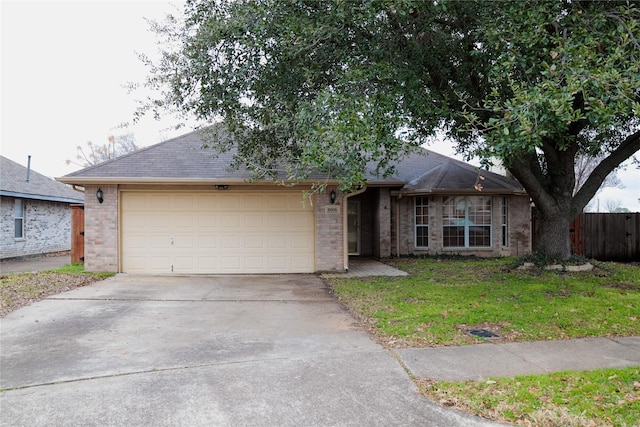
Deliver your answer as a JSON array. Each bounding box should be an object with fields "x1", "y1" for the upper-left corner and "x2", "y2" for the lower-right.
[{"x1": 0, "y1": 272, "x2": 104, "y2": 317}]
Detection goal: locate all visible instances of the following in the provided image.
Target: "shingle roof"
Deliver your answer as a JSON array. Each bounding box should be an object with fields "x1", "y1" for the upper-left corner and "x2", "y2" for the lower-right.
[
  {"x1": 59, "y1": 127, "x2": 525, "y2": 194},
  {"x1": 398, "y1": 151, "x2": 525, "y2": 194},
  {"x1": 60, "y1": 127, "x2": 278, "y2": 182},
  {"x1": 1, "y1": 156, "x2": 84, "y2": 203}
]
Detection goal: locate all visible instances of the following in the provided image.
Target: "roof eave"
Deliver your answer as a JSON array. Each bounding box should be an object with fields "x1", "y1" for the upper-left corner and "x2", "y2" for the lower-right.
[
  {"x1": 365, "y1": 180, "x2": 407, "y2": 187},
  {"x1": 394, "y1": 188, "x2": 528, "y2": 196},
  {"x1": 0, "y1": 190, "x2": 84, "y2": 204},
  {"x1": 55, "y1": 177, "x2": 344, "y2": 186}
]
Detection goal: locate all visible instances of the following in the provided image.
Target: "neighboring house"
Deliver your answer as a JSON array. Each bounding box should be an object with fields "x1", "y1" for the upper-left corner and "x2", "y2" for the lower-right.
[
  {"x1": 58, "y1": 128, "x2": 531, "y2": 274},
  {"x1": 1, "y1": 156, "x2": 84, "y2": 259}
]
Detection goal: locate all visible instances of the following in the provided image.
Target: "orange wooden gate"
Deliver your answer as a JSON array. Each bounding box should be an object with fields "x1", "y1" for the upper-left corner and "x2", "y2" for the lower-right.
[{"x1": 71, "y1": 204, "x2": 85, "y2": 263}]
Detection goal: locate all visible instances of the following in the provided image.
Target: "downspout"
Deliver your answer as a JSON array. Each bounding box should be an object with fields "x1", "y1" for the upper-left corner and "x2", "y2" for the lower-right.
[
  {"x1": 395, "y1": 193, "x2": 401, "y2": 257},
  {"x1": 342, "y1": 186, "x2": 367, "y2": 272},
  {"x1": 25, "y1": 155, "x2": 31, "y2": 182},
  {"x1": 72, "y1": 185, "x2": 85, "y2": 193}
]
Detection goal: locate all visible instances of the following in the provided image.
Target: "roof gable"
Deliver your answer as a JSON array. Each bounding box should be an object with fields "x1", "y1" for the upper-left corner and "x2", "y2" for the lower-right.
[
  {"x1": 401, "y1": 153, "x2": 524, "y2": 193},
  {"x1": 1, "y1": 156, "x2": 84, "y2": 203}
]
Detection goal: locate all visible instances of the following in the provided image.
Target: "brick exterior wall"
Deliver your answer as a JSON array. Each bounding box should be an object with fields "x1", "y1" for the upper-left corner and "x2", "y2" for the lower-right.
[
  {"x1": 505, "y1": 195, "x2": 533, "y2": 257},
  {"x1": 315, "y1": 188, "x2": 344, "y2": 272},
  {"x1": 390, "y1": 193, "x2": 531, "y2": 257},
  {"x1": 77, "y1": 184, "x2": 531, "y2": 273},
  {"x1": 83, "y1": 185, "x2": 118, "y2": 272},
  {"x1": 1, "y1": 196, "x2": 73, "y2": 259},
  {"x1": 376, "y1": 188, "x2": 392, "y2": 258}
]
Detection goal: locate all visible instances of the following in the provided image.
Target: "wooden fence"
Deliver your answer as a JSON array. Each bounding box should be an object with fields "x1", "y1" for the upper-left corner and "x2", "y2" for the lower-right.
[
  {"x1": 568, "y1": 212, "x2": 639, "y2": 261},
  {"x1": 70, "y1": 204, "x2": 85, "y2": 263}
]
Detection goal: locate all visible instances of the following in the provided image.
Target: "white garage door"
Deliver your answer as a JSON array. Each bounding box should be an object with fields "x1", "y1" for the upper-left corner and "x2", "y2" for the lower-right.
[{"x1": 121, "y1": 191, "x2": 315, "y2": 274}]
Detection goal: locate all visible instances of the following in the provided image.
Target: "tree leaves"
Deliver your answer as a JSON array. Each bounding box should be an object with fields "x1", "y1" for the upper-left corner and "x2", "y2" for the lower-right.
[{"x1": 137, "y1": 0, "x2": 640, "y2": 257}]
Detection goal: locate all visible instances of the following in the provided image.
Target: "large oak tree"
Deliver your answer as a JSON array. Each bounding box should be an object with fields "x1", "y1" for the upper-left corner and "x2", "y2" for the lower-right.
[{"x1": 138, "y1": 0, "x2": 640, "y2": 260}]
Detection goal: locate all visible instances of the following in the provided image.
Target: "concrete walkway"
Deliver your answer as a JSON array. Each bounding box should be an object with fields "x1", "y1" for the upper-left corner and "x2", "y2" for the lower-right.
[
  {"x1": 0, "y1": 253, "x2": 70, "y2": 274},
  {"x1": 396, "y1": 336, "x2": 640, "y2": 381},
  {"x1": 324, "y1": 257, "x2": 409, "y2": 277}
]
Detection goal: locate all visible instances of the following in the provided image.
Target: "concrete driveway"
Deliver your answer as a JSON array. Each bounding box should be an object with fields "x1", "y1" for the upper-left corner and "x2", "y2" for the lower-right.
[{"x1": 1, "y1": 274, "x2": 495, "y2": 426}]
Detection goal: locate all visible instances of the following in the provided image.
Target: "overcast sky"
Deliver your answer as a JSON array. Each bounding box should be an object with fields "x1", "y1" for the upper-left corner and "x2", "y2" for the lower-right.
[{"x1": 1, "y1": 0, "x2": 638, "y2": 211}]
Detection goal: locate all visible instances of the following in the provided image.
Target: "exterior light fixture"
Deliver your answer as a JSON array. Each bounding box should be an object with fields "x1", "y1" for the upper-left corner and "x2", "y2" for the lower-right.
[
  {"x1": 96, "y1": 188, "x2": 104, "y2": 204},
  {"x1": 329, "y1": 190, "x2": 337, "y2": 204},
  {"x1": 215, "y1": 185, "x2": 229, "y2": 190}
]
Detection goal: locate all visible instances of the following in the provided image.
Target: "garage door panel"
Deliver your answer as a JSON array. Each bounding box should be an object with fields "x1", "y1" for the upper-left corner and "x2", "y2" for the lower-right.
[
  {"x1": 148, "y1": 235, "x2": 170, "y2": 248},
  {"x1": 244, "y1": 195, "x2": 264, "y2": 209},
  {"x1": 221, "y1": 214, "x2": 243, "y2": 228},
  {"x1": 221, "y1": 235, "x2": 242, "y2": 249},
  {"x1": 288, "y1": 212, "x2": 314, "y2": 229},
  {"x1": 221, "y1": 256, "x2": 242, "y2": 270},
  {"x1": 266, "y1": 194, "x2": 288, "y2": 209},
  {"x1": 196, "y1": 195, "x2": 218, "y2": 210},
  {"x1": 121, "y1": 191, "x2": 315, "y2": 274},
  {"x1": 267, "y1": 236, "x2": 287, "y2": 249},
  {"x1": 173, "y1": 213, "x2": 195, "y2": 228},
  {"x1": 291, "y1": 234, "x2": 313, "y2": 249},
  {"x1": 265, "y1": 213, "x2": 286, "y2": 228},
  {"x1": 145, "y1": 194, "x2": 173, "y2": 210},
  {"x1": 128, "y1": 213, "x2": 169, "y2": 228},
  {"x1": 197, "y1": 214, "x2": 217, "y2": 227},
  {"x1": 197, "y1": 257, "x2": 217, "y2": 270},
  {"x1": 245, "y1": 256, "x2": 264, "y2": 269},
  {"x1": 174, "y1": 256, "x2": 195, "y2": 270},
  {"x1": 125, "y1": 256, "x2": 149, "y2": 271},
  {"x1": 244, "y1": 235, "x2": 264, "y2": 248},
  {"x1": 126, "y1": 235, "x2": 147, "y2": 249},
  {"x1": 198, "y1": 236, "x2": 218, "y2": 248},
  {"x1": 220, "y1": 195, "x2": 243, "y2": 209},
  {"x1": 244, "y1": 212, "x2": 264, "y2": 228},
  {"x1": 290, "y1": 256, "x2": 314, "y2": 270},
  {"x1": 149, "y1": 256, "x2": 171, "y2": 270},
  {"x1": 172, "y1": 194, "x2": 196, "y2": 210},
  {"x1": 173, "y1": 235, "x2": 195, "y2": 249}
]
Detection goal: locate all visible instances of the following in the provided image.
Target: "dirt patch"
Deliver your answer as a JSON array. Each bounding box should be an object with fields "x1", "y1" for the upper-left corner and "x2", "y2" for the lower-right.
[
  {"x1": 455, "y1": 322, "x2": 522, "y2": 343},
  {"x1": 0, "y1": 272, "x2": 105, "y2": 317},
  {"x1": 603, "y1": 282, "x2": 640, "y2": 292}
]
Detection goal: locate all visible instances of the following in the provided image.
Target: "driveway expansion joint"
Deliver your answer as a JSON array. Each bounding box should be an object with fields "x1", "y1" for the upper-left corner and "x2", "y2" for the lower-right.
[
  {"x1": 44, "y1": 297, "x2": 334, "y2": 303},
  {"x1": 2, "y1": 357, "x2": 294, "y2": 392}
]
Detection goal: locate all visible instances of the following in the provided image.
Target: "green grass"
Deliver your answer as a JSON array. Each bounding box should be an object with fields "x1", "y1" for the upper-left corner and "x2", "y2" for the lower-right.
[
  {"x1": 420, "y1": 366, "x2": 640, "y2": 426},
  {"x1": 328, "y1": 257, "x2": 640, "y2": 346},
  {"x1": 329, "y1": 257, "x2": 640, "y2": 426},
  {"x1": 48, "y1": 262, "x2": 114, "y2": 278}
]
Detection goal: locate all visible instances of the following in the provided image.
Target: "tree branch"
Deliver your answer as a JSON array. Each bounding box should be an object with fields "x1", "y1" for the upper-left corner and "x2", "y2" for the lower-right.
[
  {"x1": 508, "y1": 152, "x2": 555, "y2": 212},
  {"x1": 572, "y1": 129, "x2": 640, "y2": 216}
]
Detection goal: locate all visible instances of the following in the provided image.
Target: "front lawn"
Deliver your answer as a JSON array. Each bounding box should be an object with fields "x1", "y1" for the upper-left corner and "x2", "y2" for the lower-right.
[
  {"x1": 419, "y1": 366, "x2": 640, "y2": 427},
  {"x1": 328, "y1": 257, "x2": 640, "y2": 347},
  {"x1": 327, "y1": 257, "x2": 640, "y2": 426}
]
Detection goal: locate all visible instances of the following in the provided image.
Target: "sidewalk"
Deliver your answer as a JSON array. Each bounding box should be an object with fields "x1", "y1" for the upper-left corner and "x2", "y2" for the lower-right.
[
  {"x1": 0, "y1": 254, "x2": 70, "y2": 274},
  {"x1": 395, "y1": 336, "x2": 640, "y2": 381}
]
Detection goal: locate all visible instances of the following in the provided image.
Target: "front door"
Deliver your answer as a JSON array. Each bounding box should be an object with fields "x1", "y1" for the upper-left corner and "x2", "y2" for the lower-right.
[{"x1": 347, "y1": 200, "x2": 361, "y2": 255}]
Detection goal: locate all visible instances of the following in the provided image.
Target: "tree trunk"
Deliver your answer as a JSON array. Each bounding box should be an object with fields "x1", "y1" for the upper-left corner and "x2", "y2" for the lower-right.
[{"x1": 534, "y1": 211, "x2": 572, "y2": 261}]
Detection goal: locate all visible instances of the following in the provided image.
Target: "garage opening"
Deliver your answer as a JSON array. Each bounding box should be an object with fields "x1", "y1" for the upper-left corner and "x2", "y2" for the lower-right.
[{"x1": 121, "y1": 191, "x2": 315, "y2": 274}]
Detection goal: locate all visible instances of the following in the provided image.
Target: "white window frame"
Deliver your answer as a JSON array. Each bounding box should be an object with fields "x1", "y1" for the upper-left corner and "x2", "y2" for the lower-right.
[
  {"x1": 442, "y1": 196, "x2": 492, "y2": 248},
  {"x1": 14, "y1": 199, "x2": 26, "y2": 240},
  {"x1": 414, "y1": 196, "x2": 429, "y2": 248}
]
